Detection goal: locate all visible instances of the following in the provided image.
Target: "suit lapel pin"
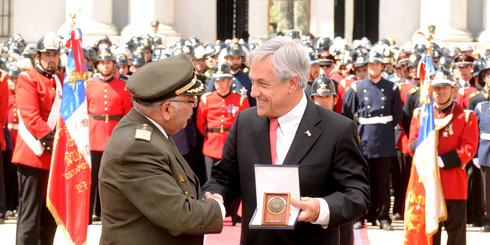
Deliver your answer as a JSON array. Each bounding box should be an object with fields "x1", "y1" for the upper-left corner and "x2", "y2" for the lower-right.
[{"x1": 305, "y1": 130, "x2": 311, "y2": 137}]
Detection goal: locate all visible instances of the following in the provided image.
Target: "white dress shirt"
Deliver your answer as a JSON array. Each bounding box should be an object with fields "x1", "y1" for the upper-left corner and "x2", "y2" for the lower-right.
[
  {"x1": 273, "y1": 94, "x2": 330, "y2": 226},
  {"x1": 136, "y1": 109, "x2": 226, "y2": 219}
]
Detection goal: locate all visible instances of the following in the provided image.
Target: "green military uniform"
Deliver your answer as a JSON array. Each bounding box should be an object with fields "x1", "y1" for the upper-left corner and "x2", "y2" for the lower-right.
[{"x1": 99, "y1": 54, "x2": 223, "y2": 245}]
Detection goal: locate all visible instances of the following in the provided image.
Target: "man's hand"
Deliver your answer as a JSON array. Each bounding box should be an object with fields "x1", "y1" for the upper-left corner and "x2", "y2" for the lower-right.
[
  {"x1": 291, "y1": 197, "x2": 320, "y2": 223},
  {"x1": 204, "y1": 192, "x2": 224, "y2": 203}
]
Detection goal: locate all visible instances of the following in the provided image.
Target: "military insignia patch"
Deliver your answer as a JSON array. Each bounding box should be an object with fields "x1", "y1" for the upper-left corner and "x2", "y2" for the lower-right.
[{"x1": 135, "y1": 123, "x2": 152, "y2": 142}]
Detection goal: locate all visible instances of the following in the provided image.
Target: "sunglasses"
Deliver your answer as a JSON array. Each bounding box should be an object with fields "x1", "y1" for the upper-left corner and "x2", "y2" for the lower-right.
[{"x1": 320, "y1": 64, "x2": 332, "y2": 68}]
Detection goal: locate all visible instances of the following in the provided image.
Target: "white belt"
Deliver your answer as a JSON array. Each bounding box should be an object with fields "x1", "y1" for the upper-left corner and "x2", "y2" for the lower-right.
[
  {"x1": 8, "y1": 123, "x2": 19, "y2": 130},
  {"x1": 481, "y1": 133, "x2": 490, "y2": 141},
  {"x1": 359, "y1": 115, "x2": 393, "y2": 125}
]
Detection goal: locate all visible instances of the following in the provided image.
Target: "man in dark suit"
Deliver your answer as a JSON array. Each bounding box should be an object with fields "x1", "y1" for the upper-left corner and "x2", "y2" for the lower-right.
[
  {"x1": 202, "y1": 36, "x2": 370, "y2": 245},
  {"x1": 99, "y1": 54, "x2": 224, "y2": 245}
]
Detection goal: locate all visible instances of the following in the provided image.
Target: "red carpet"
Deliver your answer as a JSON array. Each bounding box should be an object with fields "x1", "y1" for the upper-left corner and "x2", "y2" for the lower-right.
[{"x1": 205, "y1": 217, "x2": 370, "y2": 245}]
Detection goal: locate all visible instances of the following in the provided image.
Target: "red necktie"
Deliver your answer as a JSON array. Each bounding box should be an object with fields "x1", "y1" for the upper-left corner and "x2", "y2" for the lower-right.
[{"x1": 269, "y1": 117, "x2": 279, "y2": 165}]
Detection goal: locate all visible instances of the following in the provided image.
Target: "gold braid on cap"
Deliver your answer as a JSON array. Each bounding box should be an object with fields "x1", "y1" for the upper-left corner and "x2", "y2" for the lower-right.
[
  {"x1": 186, "y1": 81, "x2": 205, "y2": 94},
  {"x1": 175, "y1": 74, "x2": 197, "y2": 95}
]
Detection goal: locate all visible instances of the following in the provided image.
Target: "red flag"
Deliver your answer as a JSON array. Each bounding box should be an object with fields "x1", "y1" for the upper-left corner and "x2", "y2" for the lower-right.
[{"x1": 47, "y1": 28, "x2": 91, "y2": 245}]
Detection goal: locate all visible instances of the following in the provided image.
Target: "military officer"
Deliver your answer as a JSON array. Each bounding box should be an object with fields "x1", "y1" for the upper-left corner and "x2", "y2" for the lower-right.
[
  {"x1": 475, "y1": 100, "x2": 490, "y2": 232},
  {"x1": 343, "y1": 50, "x2": 403, "y2": 231},
  {"x1": 408, "y1": 71, "x2": 479, "y2": 245},
  {"x1": 86, "y1": 47, "x2": 132, "y2": 223},
  {"x1": 196, "y1": 63, "x2": 249, "y2": 180},
  {"x1": 99, "y1": 54, "x2": 224, "y2": 244},
  {"x1": 13, "y1": 32, "x2": 62, "y2": 245},
  {"x1": 453, "y1": 53, "x2": 474, "y2": 89}
]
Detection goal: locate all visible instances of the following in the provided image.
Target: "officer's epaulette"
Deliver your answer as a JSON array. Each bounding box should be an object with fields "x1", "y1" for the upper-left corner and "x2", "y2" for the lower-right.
[
  {"x1": 409, "y1": 87, "x2": 419, "y2": 94},
  {"x1": 239, "y1": 94, "x2": 247, "y2": 106},
  {"x1": 463, "y1": 109, "x2": 474, "y2": 123},
  {"x1": 413, "y1": 107, "x2": 422, "y2": 120},
  {"x1": 204, "y1": 70, "x2": 211, "y2": 79},
  {"x1": 134, "y1": 123, "x2": 152, "y2": 142},
  {"x1": 476, "y1": 102, "x2": 483, "y2": 113},
  {"x1": 350, "y1": 82, "x2": 358, "y2": 93},
  {"x1": 201, "y1": 92, "x2": 211, "y2": 106},
  {"x1": 392, "y1": 83, "x2": 399, "y2": 91},
  {"x1": 469, "y1": 91, "x2": 480, "y2": 99},
  {"x1": 0, "y1": 72, "x2": 7, "y2": 81},
  {"x1": 19, "y1": 71, "x2": 31, "y2": 80},
  {"x1": 243, "y1": 67, "x2": 249, "y2": 73}
]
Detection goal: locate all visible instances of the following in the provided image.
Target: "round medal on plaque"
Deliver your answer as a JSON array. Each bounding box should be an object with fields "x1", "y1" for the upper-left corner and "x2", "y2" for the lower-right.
[{"x1": 262, "y1": 192, "x2": 291, "y2": 225}]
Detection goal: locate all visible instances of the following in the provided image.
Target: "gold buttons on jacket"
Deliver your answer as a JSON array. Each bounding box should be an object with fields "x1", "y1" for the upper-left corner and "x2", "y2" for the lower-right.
[
  {"x1": 184, "y1": 191, "x2": 189, "y2": 196},
  {"x1": 179, "y1": 175, "x2": 185, "y2": 183}
]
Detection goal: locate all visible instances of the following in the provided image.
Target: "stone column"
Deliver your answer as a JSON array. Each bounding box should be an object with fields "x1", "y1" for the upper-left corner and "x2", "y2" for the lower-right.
[
  {"x1": 309, "y1": 0, "x2": 335, "y2": 39},
  {"x1": 58, "y1": 0, "x2": 118, "y2": 42},
  {"x1": 418, "y1": 0, "x2": 473, "y2": 42},
  {"x1": 478, "y1": 0, "x2": 490, "y2": 42},
  {"x1": 121, "y1": 0, "x2": 179, "y2": 41},
  {"x1": 248, "y1": 0, "x2": 269, "y2": 40},
  {"x1": 379, "y1": 0, "x2": 420, "y2": 45}
]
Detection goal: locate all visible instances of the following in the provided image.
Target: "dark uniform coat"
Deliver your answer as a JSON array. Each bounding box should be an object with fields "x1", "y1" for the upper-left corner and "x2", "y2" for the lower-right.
[
  {"x1": 202, "y1": 99, "x2": 370, "y2": 245},
  {"x1": 342, "y1": 77, "x2": 403, "y2": 158},
  {"x1": 476, "y1": 101, "x2": 490, "y2": 167},
  {"x1": 99, "y1": 108, "x2": 223, "y2": 245},
  {"x1": 467, "y1": 88, "x2": 489, "y2": 110}
]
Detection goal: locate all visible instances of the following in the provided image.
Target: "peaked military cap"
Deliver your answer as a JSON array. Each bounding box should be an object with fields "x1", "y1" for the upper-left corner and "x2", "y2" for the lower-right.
[
  {"x1": 454, "y1": 53, "x2": 474, "y2": 67},
  {"x1": 127, "y1": 53, "x2": 205, "y2": 103}
]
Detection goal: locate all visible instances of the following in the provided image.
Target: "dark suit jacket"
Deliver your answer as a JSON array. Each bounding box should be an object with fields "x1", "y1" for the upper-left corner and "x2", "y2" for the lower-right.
[
  {"x1": 202, "y1": 98, "x2": 370, "y2": 245},
  {"x1": 99, "y1": 108, "x2": 223, "y2": 245}
]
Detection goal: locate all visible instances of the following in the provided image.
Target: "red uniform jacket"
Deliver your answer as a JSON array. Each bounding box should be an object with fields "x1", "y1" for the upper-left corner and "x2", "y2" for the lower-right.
[
  {"x1": 0, "y1": 72, "x2": 8, "y2": 151},
  {"x1": 408, "y1": 103, "x2": 479, "y2": 199},
  {"x1": 456, "y1": 86, "x2": 478, "y2": 109},
  {"x1": 196, "y1": 91, "x2": 249, "y2": 159},
  {"x1": 8, "y1": 89, "x2": 18, "y2": 146},
  {"x1": 397, "y1": 82, "x2": 417, "y2": 154},
  {"x1": 12, "y1": 69, "x2": 64, "y2": 169},
  {"x1": 86, "y1": 76, "x2": 132, "y2": 151}
]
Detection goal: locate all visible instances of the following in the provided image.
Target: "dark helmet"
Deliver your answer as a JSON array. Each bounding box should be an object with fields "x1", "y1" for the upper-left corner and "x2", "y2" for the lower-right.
[
  {"x1": 0, "y1": 58, "x2": 6, "y2": 71},
  {"x1": 318, "y1": 51, "x2": 335, "y2": 65},
  {"x1": 226, "y1": 42, "x2": 245, "y2": 57},
  {"x1": 153, "y1": 36, "x2": 163, "y2": 45},
  {"x1": 307, "y1": 48, "x2": 319, "y2": 65},
  {"x1": 311, "y1": 76, "x2": 336, "y2": 96},
  {"x1": 131, "y1": 50, "x2": 146, "y2": 66},
  {"x1": 124, "y1": 41, "x2": 136, "y2": 53},
  {"x1": 13, "y1": 33, "x2": 26, "y2": 51},
  {"x1": 367, "y1": 51, "x2": 383, "y2": 64},
  {"x1": 287, "y1": 30, "x2": 301, "y2": 40},
  {"x1": 37, "y1": 32, "x2": 60, "y2": 53},
  {"x1": 181, "y1": 45, "x2": 194, "y2": 58},
  {"x1": 353, "y1": 55, "x2": 367, "y2": 68},
  {"x1": 94, "y1": 35, "x2": 112, "y2": 49},
  {"x1": 140, "y1": 38, "x2": 153, "y2": 52},
  {"x1": 448, "y1": 47, "x2": 461, "y2": 58},
  {"x1": 472, "y1": 58, "x2": 486, "y2": 78},
  {"x1": 213, "y1": 42, "x2": 227, "y2": 56},
  {"x1": 382, "y1": 48, "x2": 395, "y2": 65},
  {"x1": 212, "y1": 62, "x2": 233, "y2": 79},
  {"x1": 116, "y1": 53, "x2": 129, "y2": 66},
  {"x1": 437, "y1": 56, "x2": 454, "y2": 70},
  {"x1": 432, "y1": 68, "x2": 454, "y2": 87},
  {"x1": 189, "y1": 37, "x2": 201, "y2": 47},
  {"x1": 8, "y1": 45, "x2": 21, "y2": 56},
  {"x1": 96, "y1": 48, "x2": 115, "y2": 61},
  {"x1": 83, "y1": 47, "x2": 97, "y2": 61},
  {"x1": 7, "y1": 65, "x2": 21, "y2": 77},
  {"x1": 316, "y1": 37, "x2": 332, "y2": 52},
  {"x1": 408, "y1": 54, "x2": 421, "y2": 67},
  {"x1": 413, "y1": 43, "x2": 427, "y2": 56},
  {"x1": 477, "y1": 59, "x2": 490, "y2": 84},
  {"x1": 432, "y1": 48, "x2": 443, "y2": 62}
]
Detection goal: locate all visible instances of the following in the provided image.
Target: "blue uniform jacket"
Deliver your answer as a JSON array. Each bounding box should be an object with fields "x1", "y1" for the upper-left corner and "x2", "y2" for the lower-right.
[
  {"x1": 342, "y1": 78, "x2": 403, "y2": 158},
  {"x1": 476, "y1": 101, "x2": 490, "y2": 167}
]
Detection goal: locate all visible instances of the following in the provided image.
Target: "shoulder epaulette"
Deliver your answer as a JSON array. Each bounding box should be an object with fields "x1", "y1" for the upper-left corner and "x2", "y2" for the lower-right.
[
  {"x1": 392, "y1": 82, "x2": 399, "y2": 91},
  {"x1": 409, "y1": 87, "x2": 419, "y2": 94},
  {"x1": 204, "y1": 70, "x2": 211, "y2": 79},
  {"x1": 469, "y1": 91, "x2": 480, "y2": 99},
  {"x1": 350, "y1": 82, "x2": 357, "y2": 93},
  {"x1": 201, "y1": 92, "x2": 211, "y2": 106},
  {"x1": 134, "y1": 123, "x2": 152, "y2": 142},
  {"x1": 476, "y1": 102, "x2": 483, "y2": 113},
  {"x1": 464, "y1": 109, "x2": 474, "y2": 123},
  {"x1": 0, "y1": 72, "x2": 6, "y2": 81},
  {"x1": 240, "y1": 94, "x2": 247, "y2": 106},
  {"x1": 19, "y1": 71, "x2": 31, "y2": 80},
  {"x1": 413, "y1": 107, "x2": 422, "y2": 120}
]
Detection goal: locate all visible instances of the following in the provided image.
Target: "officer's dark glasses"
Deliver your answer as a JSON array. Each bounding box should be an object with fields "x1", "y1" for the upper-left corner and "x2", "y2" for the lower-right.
[{"x1": 168, "y1": 97, "x2": 198, "y2": 107}]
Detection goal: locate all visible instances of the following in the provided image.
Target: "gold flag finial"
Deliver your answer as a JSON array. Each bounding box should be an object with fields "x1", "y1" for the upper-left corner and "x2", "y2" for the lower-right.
[{"x1": 69, "y1": 9, "x2": 81, "y2": 30}]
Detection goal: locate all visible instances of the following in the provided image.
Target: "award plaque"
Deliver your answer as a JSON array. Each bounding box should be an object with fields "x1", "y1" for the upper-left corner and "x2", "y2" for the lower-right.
[{"x1": 262, "y1": 192, "x2": 290, "y2": 225}]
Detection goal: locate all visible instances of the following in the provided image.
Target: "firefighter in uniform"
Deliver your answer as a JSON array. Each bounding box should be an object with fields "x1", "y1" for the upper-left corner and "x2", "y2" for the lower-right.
[
  {"x1": 343, "y1": 50, "x2": 403, "y2": 231},
  {"x1": 476, "y1": 100, "x2": 490, "y2": 232},
  {"x1": 13, "y1": 32, "x2": 62, "y2": 244},
  {"x1": 86, "y1": 47, "x2": 132, "y2": 223},
  {"x1": 408, "y1": 71, "x2": 479, "y2": 245},
  {"x1": 310, "y1": 76, "x2": 353, "y2": 245},
  {"x1": 196, "y1": 63, "x2": 249, "y2": 180},
  {"x1": 468, "y1": 59, "x2": 490, "y2": 110}
]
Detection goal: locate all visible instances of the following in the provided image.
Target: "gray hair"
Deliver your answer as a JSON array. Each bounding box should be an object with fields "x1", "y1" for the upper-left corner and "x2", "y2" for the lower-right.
[{"x1": 247, "y1": 36, "x2": 310, "y2": 89}]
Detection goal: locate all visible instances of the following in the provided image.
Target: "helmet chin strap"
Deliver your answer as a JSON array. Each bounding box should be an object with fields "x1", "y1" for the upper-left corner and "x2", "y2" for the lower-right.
[{"x1": 436, "y1": 89, "x2": 454, "y2": 109}]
